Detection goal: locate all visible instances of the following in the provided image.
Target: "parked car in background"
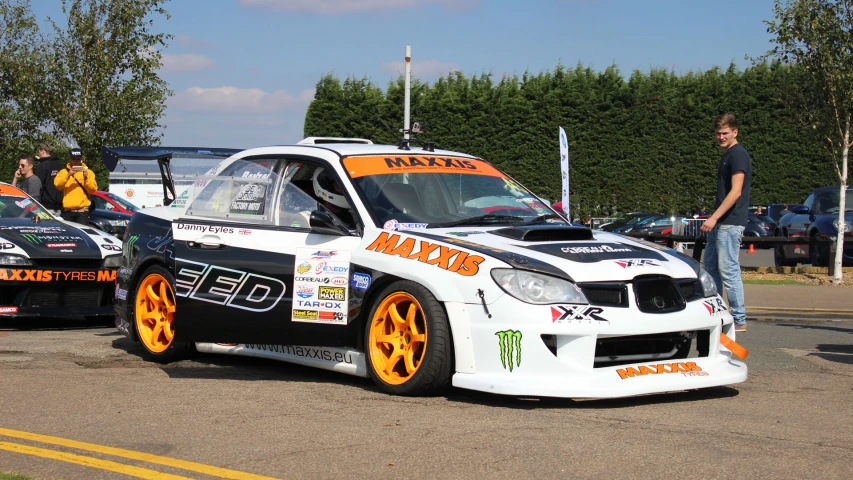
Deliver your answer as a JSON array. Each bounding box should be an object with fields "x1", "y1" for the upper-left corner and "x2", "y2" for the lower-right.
[
  {"x1": 91, "y1": 191, "x2": 139, "y2": 215},
  {"x1": 774, "y1": 186, "x2": 853, "y2": 267},
  {"x1": 766, "y1": 203, "x2": 804, "y2": 223},
  {"x1": 89, "y1": 208, "x2": 132, "y2": 239},
  {"x1": 742, "y1": 213, "x2": 776, "y2": 248},
  {"x1": 598, "y1": 212, "x2": 656, "y2": 232}
]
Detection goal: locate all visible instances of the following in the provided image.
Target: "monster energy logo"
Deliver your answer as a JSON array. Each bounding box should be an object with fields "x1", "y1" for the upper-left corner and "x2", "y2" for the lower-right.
[
  {"x1": 126, "y1": 235, "x2": 139, "y2": 250},
  {"x1": 495, "y1": 330, "x2": 522, "y2": 372},
  {"x1": 21, "y1": 233, "x2": 41, "y2": 244}
]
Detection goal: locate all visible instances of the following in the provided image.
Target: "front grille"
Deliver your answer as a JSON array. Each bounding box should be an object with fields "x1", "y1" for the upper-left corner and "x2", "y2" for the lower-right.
[
  {"x1": 579, "y1": 283, "x2": 628, "y2": 307},
  {"x1": 25, "y1": 287, "x2": 103, "y2": 308},
  {"x1": 633, "y1": 277, "x2": 685, "y2": 313},
  {"x1": 594, "y1": 332, "x2": 692, "y2": 366},
  {"x1": 677, "y1": 279, "x2": 702, "y2": 302}
]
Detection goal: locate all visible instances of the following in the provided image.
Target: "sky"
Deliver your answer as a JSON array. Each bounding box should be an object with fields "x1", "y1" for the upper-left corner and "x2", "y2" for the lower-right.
[{"x1": 33, "y1": 0, "x2": 780, "y2": 149}]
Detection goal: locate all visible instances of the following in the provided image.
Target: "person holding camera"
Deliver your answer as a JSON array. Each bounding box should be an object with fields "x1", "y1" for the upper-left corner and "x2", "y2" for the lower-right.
[{"x1": 53, "y1": 148, "x2": 97, "y2": 225}]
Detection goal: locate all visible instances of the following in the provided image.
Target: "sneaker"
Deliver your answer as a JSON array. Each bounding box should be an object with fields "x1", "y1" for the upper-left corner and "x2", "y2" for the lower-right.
[{"x1": 735, "y1": 323, "x2": 747, "y2": 332}]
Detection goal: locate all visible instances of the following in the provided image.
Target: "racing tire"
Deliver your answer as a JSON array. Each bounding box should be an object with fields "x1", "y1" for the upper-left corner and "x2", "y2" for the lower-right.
[
  {"x1": 774, "y1": 244, "x2": 797, "y2": 267},
  {"x1": 131, "y1": 265, "x2": 193, "y2": 363},
  {"x1": 364, "y1": 281, "x2": 453, "y2": 396}
]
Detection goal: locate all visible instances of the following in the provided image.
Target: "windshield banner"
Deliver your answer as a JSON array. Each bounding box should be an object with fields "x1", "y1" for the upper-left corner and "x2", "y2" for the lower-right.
[
  {"x1": 343, "y1": 156, "x2": 505, "y2": 178},
  {"x1": 559, "y1": 126, "x2": 570, "y2": 220}
]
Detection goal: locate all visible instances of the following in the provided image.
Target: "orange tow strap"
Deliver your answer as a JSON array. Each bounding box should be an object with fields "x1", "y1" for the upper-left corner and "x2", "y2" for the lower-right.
[{"x1": 720, "y1": 333, "x2": 748, "y2": 360}]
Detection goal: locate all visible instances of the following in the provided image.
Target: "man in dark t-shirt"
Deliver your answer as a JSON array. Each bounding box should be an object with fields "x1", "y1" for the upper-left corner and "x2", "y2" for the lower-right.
[
  {"x1": 701, "y1": 113, "x2": 751, "y2": 332},
  {"x1": 33, "y1": 144, "x2": 65, "y2": 215}
]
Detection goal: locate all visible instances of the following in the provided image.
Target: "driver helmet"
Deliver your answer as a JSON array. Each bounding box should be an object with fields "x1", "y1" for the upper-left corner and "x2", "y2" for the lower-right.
[{"x1": 312, "y1": 167, "x2": 350, "y2": 209}]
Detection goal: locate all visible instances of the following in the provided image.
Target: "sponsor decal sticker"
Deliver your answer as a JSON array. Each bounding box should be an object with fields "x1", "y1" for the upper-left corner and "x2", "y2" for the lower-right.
[
  {"x1": 0, "y1": 242, "x2": 16, "y2": 249},
  {"x1": 351, "y1": 272, "x2": 371, "y2": 291},
  {"x1": 551, "y1": 305, "x2": 608, "y2": 323},
  {"x1": 562, "y1": 244, "x2": 632, "y2": 254},
  {"x1": 238, "y1": 229, "x2": 252, "y2": 235},
  {"x1": 318, "y1": 286, "x2": 346, "y2": 301},
  {"x1": 615, "y1": 259, "x2": 660, "y2": 268},
  {"x1": 101, "y1": 244, "x2": 122, "y2": 251},
  {"x1": 703, "y1": 297, "x2": 727, "y2": 315},
  {"x1": 243, "y1": 344, "x2": 356, "y2": 364},
  {"x1": 126, "y1": 189, "x2": 135, "y2": 198},
  {"x1": 292, "y1": 309, "x2": 318, "y2": 321},
  {"x1": 496, "y1": 330, "x2": 522, "y2": 372},
  {"x1": 46, "y1": 243, "x2": 77, "y2": 248},
  {"x1": 21, "y1": 234, "x2": 41, "y2": 244},
  {"x1": 0, "y1": 269, "x2": 116, "y2": 282},
  {"x1": 343, "y1": 156, "x2": 505, "y2": 178},
  {"x1": 296, "y1": 285, "x2": 314, "y2": 299},
  {"x1": 616, "y1": 361, "x2": 707, "y2": 379},
  {"x1": 445, "y1": 231, "x2": 485, "y2": 237},
  {"x1": 174, "y1": 259, "x2": 286, "y2": 312},
  {"x1": 383, "y1": 219, "x2": 428, "y2": 231},
  {"x1": 366, "y1": 232, "x2": 485, "y2": 277},
  {"x1": 115, "y1": 284, "x2": 128, "y2": 300},
  {"x1": 0, "y1": 306, "x2": 18, "y2": 314},
  {"x1": 125, "y1": 235, "x2": 140, "y2": 250},
  {"x1": 293, "y1": 248, "x2": 350, "y2": 325},
  {"x1": 15, "y1": 198, "x2": 32, "y2": 208}
]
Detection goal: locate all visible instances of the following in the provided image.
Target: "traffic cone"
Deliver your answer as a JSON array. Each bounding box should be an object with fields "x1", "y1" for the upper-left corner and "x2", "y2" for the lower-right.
[{"x1": 748, "y1": 243, "x2": 756, "y2": 254}]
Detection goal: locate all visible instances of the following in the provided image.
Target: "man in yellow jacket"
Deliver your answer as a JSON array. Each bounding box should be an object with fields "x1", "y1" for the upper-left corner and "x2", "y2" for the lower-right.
[{"x1": 54, "y1": 148, "x2": 98, "y2": 225}]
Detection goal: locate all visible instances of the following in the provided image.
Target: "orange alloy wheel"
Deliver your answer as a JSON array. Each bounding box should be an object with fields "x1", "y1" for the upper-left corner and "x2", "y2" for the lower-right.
[
  {"x1": 135, "y1": 273, "x2": 176, "y2": 353},
  {"x1": 368, "y1": 292, "x2": 428, "y2": 385}
]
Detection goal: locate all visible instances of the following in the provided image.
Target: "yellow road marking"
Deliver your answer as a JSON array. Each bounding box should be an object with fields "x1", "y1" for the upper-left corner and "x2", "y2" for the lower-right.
[
  {"x1": 0, "y1": 427, "x2": 279, "y2": 480},
  {"x1": 0, "y1": 441, "x2": 193, "y2": 480}
]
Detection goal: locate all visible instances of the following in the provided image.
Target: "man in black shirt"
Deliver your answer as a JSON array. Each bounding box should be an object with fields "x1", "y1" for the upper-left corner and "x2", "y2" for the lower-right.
[
  {"x1": 701, "y1": 113, "x2": 751, "y2": 332},
  {"x1": 33, "y1": 144, "x2": 65, "y2": 215}
]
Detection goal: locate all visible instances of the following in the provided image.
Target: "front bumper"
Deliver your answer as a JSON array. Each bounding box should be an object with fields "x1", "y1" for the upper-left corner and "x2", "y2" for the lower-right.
[
  {"x1": 449, "y1": 293, "x2": 747, "y2": 398},
  {"x1": 0, "y1": 268, "x2": 117, "y2": 319}
]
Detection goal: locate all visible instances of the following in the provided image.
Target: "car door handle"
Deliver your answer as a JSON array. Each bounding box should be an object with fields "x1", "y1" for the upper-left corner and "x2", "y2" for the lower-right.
[{"x1": 187, "y1": 235, "x2": 226, "y2": 250}]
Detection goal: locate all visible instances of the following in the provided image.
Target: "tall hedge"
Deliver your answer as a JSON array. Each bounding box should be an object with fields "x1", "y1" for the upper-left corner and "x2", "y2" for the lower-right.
[{"x1": 304, "y1": 63, "x2": 836, "y2": 219}]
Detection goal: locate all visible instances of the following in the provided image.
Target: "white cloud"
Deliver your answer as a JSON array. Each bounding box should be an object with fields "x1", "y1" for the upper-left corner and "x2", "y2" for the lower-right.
[
  {"x1": 238, "y1": 0, "x2": 477, "y2": 14},
  {"x1": 380, "y1": 59, "x2": 461, "y2": 77},
  {"x1": 169, "y1": 86, "x2": 315, "y2": 113},
  {"x1": 160, "y1": 53, "x2": 213, "y2": 73},
  {"x1": 174, "y1": 35, "x2": 217, "y2": 50}
]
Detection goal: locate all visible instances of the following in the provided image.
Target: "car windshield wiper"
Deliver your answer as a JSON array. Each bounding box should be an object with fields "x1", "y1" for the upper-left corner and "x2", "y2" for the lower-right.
[
  {"x1": 513, "y1": 213, "x2": 563, "y2": 226},
  {"x1": 429, "y1": 214, "x2": 524, "y2": 228}
]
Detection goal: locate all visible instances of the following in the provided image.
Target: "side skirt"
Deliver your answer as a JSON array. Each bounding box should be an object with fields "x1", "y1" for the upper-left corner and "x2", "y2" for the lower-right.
[{"x1": 195, "y1": 343, "x2": 368, "y2": 378}]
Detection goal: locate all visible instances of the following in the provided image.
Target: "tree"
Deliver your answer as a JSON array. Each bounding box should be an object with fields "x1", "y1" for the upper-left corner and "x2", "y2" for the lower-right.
[
  {"x1": 0, "y1": 0, "x2": 51, "y2": 173},
  {"x1": 763, "y1": 0, "x2": 852, "y2": 283},
  {"x1": 43, "y1": 0, "x2": 172, "y2": 183}
]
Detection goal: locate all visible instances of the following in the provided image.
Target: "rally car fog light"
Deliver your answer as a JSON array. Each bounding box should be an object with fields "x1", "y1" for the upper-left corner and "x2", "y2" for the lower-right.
[
  {"x1": 0, "y1": 255, "x2": 31, "y2": 266},
  {"x1": 103, "y1": 255, "x2": 122, "y2": 268},
  {"x1": 491, "y1": 269, "x2": 588, "y2": 305},
  {"x1": 698, "y1": 267, "x2": 717, "y2": 298}
]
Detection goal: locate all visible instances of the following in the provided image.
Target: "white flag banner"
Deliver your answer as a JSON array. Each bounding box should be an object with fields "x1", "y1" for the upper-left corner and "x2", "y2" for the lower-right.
[{"x1": 559, "y1": 126, "x2": 570, "y2": 220}]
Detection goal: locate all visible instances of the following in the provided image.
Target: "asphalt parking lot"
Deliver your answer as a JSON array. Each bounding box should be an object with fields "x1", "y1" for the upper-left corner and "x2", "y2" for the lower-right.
[{"x1": 1, "y1": 318, "x2": 851, "y2": 479}]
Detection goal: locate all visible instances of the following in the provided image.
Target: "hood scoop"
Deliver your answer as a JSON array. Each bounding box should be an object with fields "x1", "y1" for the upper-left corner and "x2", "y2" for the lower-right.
[{"x1": 488, "y1": 225, "x2": 594, "y2": 242}]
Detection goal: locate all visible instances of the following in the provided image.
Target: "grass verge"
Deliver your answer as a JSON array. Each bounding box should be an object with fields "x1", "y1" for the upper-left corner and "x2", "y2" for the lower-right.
[{"x1": 0, "y1": 474, "x2": 36, "y2": 480}]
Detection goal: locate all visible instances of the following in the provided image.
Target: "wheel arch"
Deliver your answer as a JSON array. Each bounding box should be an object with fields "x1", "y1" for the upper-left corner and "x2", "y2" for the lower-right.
[{"x1": 355, "y1": 273, "x2": 459, "y2": 374}]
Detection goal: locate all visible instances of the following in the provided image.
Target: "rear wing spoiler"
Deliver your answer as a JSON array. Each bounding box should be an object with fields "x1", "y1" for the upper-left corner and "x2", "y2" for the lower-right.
[{"x1": 101, "y1": 146, "x2": 242, "y2": 206}]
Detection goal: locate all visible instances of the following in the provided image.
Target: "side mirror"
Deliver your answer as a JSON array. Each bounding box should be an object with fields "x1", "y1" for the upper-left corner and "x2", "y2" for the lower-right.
[
  {"x1": 791, "y1": 205, "x2": 809, "y2": 214},
  {"x1": 309, "y1": 210, "x2": 348, "y2": 236}
]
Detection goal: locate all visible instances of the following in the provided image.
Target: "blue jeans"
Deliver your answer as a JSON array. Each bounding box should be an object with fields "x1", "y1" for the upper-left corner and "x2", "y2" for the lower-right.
[{"x1": 704, "y1": 224, "x2": 746, "y2": 325}]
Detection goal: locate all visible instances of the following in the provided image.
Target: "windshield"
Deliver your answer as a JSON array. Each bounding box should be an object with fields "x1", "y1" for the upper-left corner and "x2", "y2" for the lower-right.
[
  {"x1": 0, "y1": 195, "x2": 52, "y2": 220},
  {"x1": 814, "y1": 189, "x2": 853, "y2": 215},
  {"x1": 104, "y1": 192, "x2": 139, "y2": 212},
  {"x1": 343, "y1": 155, "x2": 564, "y2": 228}
]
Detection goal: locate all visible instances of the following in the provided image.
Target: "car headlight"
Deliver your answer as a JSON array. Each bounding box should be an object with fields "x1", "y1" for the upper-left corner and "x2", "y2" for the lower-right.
[
  {"x1": 0, "y1": 254, "x2": 31, "y2": 266},
  {"x1": 103, "y1": 255, "x2": 122, "y2": 268},
  {"x1": 832, "y1": 219, "x2": 852, "y2": 233},
  {"x1": 108, "y1": 219, "x2": 129, "y2": 227},
  {"x1": 699, "y1": 267, "x2": 717, "y2": 297},
  {"x1": 491, "y1": 269, "x2": 588, "y2": 305}
]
